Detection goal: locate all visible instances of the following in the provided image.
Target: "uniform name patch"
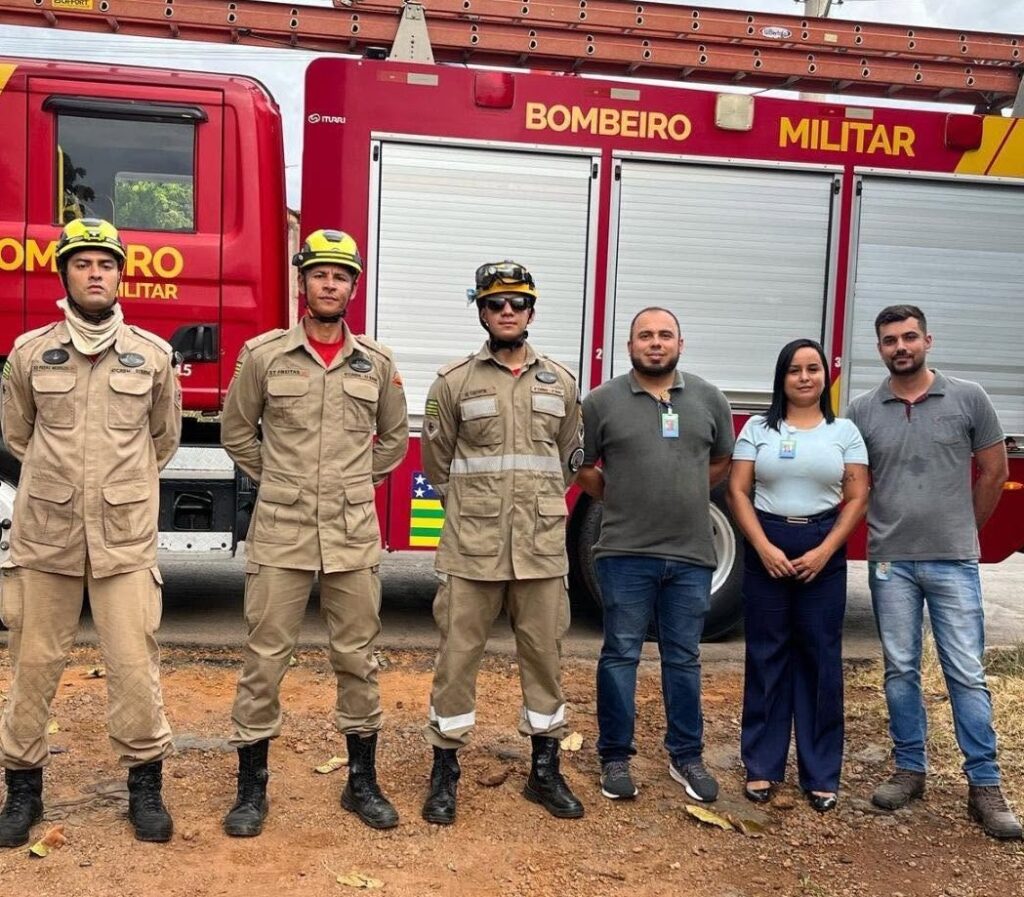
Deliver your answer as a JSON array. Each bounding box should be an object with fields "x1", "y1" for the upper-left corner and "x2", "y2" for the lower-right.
[
  {"x1": 43, "y1": 348, "x2": 70, "y2": 365},
  {"x1": 118, "y1": 352, "x2": 145, "y2": 368}
]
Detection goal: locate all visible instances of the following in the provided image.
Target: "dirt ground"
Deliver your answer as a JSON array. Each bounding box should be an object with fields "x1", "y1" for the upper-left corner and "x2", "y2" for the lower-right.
[{"x1": 0, "y1": 646, "x2": 1021, "y2": 897}]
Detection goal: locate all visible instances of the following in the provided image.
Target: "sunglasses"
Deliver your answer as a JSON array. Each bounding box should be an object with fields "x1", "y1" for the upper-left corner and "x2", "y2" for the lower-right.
[
  {"x1": 482, "y1": 295, "x2": 534, "y2": 312},
  {"x1": 475, "y1": 261, "x2": 536, "y2": 292}
]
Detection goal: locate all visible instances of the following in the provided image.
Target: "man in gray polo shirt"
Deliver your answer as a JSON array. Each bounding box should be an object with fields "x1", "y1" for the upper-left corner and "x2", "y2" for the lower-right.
[
  {"x1": 578, "y1": 307, "x2": 733, "y2": 803},
  {"x1": 847, "y1": 304, "x2": 1020, "y2": 840}
]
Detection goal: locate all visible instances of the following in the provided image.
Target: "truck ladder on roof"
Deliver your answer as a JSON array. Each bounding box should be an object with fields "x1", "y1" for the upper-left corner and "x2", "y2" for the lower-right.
[{"x1": 0, "y1": 0, "x2": 1020, "y2": 110}]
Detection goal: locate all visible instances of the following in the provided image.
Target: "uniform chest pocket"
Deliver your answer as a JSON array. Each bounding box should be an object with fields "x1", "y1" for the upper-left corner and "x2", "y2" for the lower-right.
[
  {"x1": 101, "y1": 480, "x2": 154, "y2": 546},
  {"x1": 108, "y1": 373, "x2": 153, "y2": 430},
  {"x1": 935, "y1": 414, "x2": 969, "y2": 446},
  {"x1": 531, "y1": 389, "x2": 566, "y2": 443},
  {"x1": 343, "y1": 377, "x2": 379, "y2": 432},
  {"x1": 32, "y1": 371, "x2": 77, "y2": 429},
  {"x1": 23, "y1": 478, "x2": 75, "y2": 548},
  {"x1": 459, "y1": 395, "x2": 502, "y2": 446},
  {"x1": 265, "y1": 378, "x2": 310, "y2": 430}
]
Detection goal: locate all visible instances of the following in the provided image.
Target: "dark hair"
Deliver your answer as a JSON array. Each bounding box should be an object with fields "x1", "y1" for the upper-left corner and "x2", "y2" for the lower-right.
[
  {"x1": 764, "y1": 338, "x2": 834, "y2": 432},
  {"x1": 874, "y1": 304, "x2": 927, "y2": 338},
  {"x1": 629, "y1": 306, "x2": 681, "y2": 340}
]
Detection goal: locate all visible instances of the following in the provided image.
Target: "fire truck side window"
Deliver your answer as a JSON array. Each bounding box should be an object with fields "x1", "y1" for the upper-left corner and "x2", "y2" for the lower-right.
[{"x1": 55, "y1": 115, "x2": 195, "y2": 232}]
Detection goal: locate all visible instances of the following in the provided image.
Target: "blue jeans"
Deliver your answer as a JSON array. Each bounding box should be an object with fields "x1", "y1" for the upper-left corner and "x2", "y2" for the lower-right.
[
  {"x1": 869, "y1": 560, "x2": 1000, "y2": 785},
  {"x1": 595, "y1": 555, "x2": 711, "y2": 765}
]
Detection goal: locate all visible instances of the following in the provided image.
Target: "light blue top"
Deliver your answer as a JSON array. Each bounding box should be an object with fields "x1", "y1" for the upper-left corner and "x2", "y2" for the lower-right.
[{"x1": 733, "y1": 416, "x2": 868, "y2": 516}]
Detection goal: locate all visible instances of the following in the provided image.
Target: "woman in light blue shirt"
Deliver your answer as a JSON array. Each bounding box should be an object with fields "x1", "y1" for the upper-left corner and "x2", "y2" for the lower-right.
[{"x1": 727, "y1": 339, "x2": 869, "y2": 813}]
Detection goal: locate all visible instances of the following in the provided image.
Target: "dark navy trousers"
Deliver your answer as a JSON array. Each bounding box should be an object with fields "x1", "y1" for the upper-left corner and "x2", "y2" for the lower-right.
[{"x1": 740, "y1": 510, "x2": 846, "y2": 793}]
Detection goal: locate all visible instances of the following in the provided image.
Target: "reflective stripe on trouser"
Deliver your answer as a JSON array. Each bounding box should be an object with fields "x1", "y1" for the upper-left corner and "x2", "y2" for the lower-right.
[
  {"x1": 423, "y1": 575, "x2": 570, "y2": 750},
  {"x1": 0, "y1": 563, "x2": 171, "y2": 769},
  {"x1": 230, "y1": 564, "x2": 383, "y2": 745}
]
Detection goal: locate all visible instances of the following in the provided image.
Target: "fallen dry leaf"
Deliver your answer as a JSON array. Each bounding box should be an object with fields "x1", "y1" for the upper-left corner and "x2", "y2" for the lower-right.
[
  {"x1": 315, "y1": 755, "x2": 348, "y2": 774},
  {"x1": 724, "y1": 813, "x2": 766, "y2": 838},
  {"x1": 684, "y1": 804, "x2": 734, "y2": 831},
  {"x1": 46, "y1": 720, "x2": 60, "y2": 735},
  {"x1": 85, "y1": 667, "x2": 105, "y2": 679},
  {"x1": 559, "y1": 731, "x2": 584, "y2": 752},
  {"x1": 28, "y1": 825, "x2": 68, "y2": 858}
]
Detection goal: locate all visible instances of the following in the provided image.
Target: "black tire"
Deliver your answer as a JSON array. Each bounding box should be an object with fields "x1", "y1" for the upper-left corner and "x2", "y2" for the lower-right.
[{"x1": 569, "y1": 484, "x2": 745, "y2": 642}]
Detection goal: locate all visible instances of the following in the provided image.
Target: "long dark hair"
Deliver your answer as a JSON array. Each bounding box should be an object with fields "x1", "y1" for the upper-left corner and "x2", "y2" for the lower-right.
[{"x1": 764, "y1": 338, "x2": 835, "y2": 432}]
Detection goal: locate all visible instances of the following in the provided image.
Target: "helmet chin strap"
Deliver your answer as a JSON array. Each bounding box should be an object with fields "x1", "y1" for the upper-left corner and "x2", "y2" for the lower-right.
[
  {"x1": 488, "y1": 330, "x2": 528, "y2": 352},
  {"x1": 309, "y1": 310, "x2": 346, "y2": 323}
]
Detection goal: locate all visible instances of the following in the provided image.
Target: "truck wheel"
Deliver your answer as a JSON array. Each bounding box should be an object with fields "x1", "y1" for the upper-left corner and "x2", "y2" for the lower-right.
[{"x1": 570, "y1": 483, "x2": 745, "y2": 642}]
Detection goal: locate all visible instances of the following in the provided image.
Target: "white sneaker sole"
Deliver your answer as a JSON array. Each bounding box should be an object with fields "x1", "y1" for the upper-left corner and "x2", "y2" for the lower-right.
[
  {"x1": 669, "y1": 763, "x2": 716, "y2": 802},
  {"x1": 601, "y1": 784, "x2": 639, "y2": 800}
]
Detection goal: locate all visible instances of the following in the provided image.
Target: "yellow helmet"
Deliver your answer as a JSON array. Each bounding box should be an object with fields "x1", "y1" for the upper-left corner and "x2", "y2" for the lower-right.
[
  {"x1": 292, "y1": 228, "x2": 363, "y2": 276},
  {"x1": 470, "y1": 260, "x2": 538, "y2": 304},
  {"x1": 55, "y1": 217, "x2": 127, "y2": 267}
]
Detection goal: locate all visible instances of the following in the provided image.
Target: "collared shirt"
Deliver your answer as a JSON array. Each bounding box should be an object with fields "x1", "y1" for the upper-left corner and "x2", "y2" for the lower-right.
[
  {"x1": 221, "y1": 320, "x2": 408, "y2": 573},
  {"x1": 421, "y1": 341, "x2": 581, "y2": 581},
  {"x1": 847, "y1": 369, "x2": 1003, "y2": 561},
  {"x1": 582, "y1": 369, "x2": 734, "y2": 568},
  {"x1": 1, "y1": 318, "x2": 180, "y2": 578}
]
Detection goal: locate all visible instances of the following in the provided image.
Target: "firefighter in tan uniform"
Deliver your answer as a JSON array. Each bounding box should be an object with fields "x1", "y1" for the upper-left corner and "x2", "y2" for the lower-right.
[
  {"x1": 420, "y1": 261, "x2": 585, "y2": 825},
  {"x1": 0, "y1": 218, "x2": 181, "y2": 847},
  {"x1": 220, "y1": 229, "x2": 408, "y2": 836}
]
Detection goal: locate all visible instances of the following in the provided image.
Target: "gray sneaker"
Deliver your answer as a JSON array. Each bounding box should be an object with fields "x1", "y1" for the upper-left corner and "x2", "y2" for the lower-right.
[
  {"x1": 968, "y1": 785, "x2": 1024, "y2": 840},
  {"x1": 600, "y1": 760, "x2": 638, "y2": 800},
  {"x1": 669, "y1": 760, "x2": 719, "y2": 803},
  {"x1": 872, "y1": 769, "x2": 926, "y2": 810}
]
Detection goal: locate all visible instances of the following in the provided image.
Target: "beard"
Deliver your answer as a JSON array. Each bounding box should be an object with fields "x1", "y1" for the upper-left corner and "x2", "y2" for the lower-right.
[
  {"x1": 630, "y1": 351, "x2": 679, "y2": 377},
  {"x1": 885, "y1": 353, "x2": 925, "y2": 376}
]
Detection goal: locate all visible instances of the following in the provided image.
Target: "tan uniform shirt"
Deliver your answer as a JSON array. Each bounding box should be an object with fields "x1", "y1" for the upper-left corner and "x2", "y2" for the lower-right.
[
  {"x1": 1, "y1": 319, "x2": 181, "y2": 579},
  {"x1": 422, "y1": 341, "x2": 582, "y2": 581},
  {"x1": 221, "y1": 321, "x2": 408, "y2": 573}
]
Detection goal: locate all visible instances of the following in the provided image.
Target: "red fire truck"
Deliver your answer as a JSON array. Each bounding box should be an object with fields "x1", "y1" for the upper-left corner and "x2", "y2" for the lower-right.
[{"x1": 1, "y1": 2, "x2": 1022, "y2": 637}]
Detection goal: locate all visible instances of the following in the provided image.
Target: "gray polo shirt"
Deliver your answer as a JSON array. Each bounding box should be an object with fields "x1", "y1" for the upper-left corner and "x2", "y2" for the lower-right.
[
  {"x1": 582, "y1": 369, "x2": 734, "y2": 568},
  {"x1": 846, "y1": 370, "x2": 1003, "y2": 561}
]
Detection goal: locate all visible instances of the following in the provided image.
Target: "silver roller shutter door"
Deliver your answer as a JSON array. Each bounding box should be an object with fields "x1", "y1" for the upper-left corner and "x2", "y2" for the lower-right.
[
  {"x1": 846, "y1": 176, "x2": 1024, "y2": 434},
  {"x1": 609, "y1": 159, "x2": 837, "y2": 404},
  {"x1": 372, "y1": 141, "x2": 594, "y2": 421}
]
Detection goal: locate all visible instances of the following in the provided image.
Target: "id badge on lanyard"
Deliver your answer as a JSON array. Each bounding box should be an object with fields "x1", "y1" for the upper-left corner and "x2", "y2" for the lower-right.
[{"x1": 779, "y1": 439, "x2": 796, "y2": 459}]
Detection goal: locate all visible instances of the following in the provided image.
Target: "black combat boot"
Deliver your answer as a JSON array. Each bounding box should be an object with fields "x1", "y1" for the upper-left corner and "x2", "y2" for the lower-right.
[
  {"x1": 340, "y1": 733, "x2": 399, "y2": 830},
  {"x1": 523, "y1": 736, "x2": 584, "y2": 819},
  {"x1": 421, "y1": 747, "x2": 460, "y2": 825},
  {"x1": 127, "y1": 760, "x2": 174, "y2": 842},
  {"x1": 224, "y1": 739, "x2": 270, "y2": 837},
  {"x1": 0, "y1": 768, "x2": 44, "y2": 848}
]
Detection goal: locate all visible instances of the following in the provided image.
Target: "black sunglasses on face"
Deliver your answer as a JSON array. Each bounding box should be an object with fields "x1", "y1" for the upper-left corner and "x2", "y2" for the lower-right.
[{"x1": 482, "y1": 295, "x2": 534, "y2": 312}]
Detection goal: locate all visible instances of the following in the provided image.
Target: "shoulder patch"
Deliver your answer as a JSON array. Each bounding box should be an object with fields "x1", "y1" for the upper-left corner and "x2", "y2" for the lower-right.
[
  {"x1": 438, "y1": 354, "x2": 475, "y2": 377},
  {"x1": 243, "y1": 329, "x2": 288, "y2": 353},
  {"x1": 127, "y1": 324, "x2": 174, "y2": 356},
  {"x1": 13, "y1": 321, "x2": 60, "y2": 350}
]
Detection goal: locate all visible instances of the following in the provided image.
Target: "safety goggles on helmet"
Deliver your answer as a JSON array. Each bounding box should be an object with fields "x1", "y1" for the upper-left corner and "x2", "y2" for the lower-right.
[
  {"x1": 292, "y1": 228, "x2": 364, "y2": 275},
  {"x1": 481, "y1": 294, "x2": 534, "y2": 313},
  {"x1": 470, "y1": 259, "x2": 538, "y2": 303},
  {"x1": 55, "y1": 217, "x2": 127, "y2": 266}
]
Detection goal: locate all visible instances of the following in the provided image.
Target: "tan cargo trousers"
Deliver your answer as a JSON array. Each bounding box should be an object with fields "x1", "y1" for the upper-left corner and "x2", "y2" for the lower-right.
[
  {"x1": 0, "y1": 563, "x2": 172, "y2": 770},
  {"x1": 230, "y1": 564, "x2": 383, "y2": 746},
  {"x1": 424, "y1": 575, "x2": 571, "y2": 750}
]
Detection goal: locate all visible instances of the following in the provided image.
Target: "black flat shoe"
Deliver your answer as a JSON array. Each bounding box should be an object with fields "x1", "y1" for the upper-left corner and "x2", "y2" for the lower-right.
[
  {"x1": 806, "y1": 791, "x2": 837, "y2": 813},
  {"x1": 744, "y1": 783, "x2": 773, "y2": 804}
]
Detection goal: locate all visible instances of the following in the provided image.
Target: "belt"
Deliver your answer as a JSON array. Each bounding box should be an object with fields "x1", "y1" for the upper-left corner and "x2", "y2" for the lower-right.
[{"x1": 756, "y1": 506, "x2": 840, "y2": 525}]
